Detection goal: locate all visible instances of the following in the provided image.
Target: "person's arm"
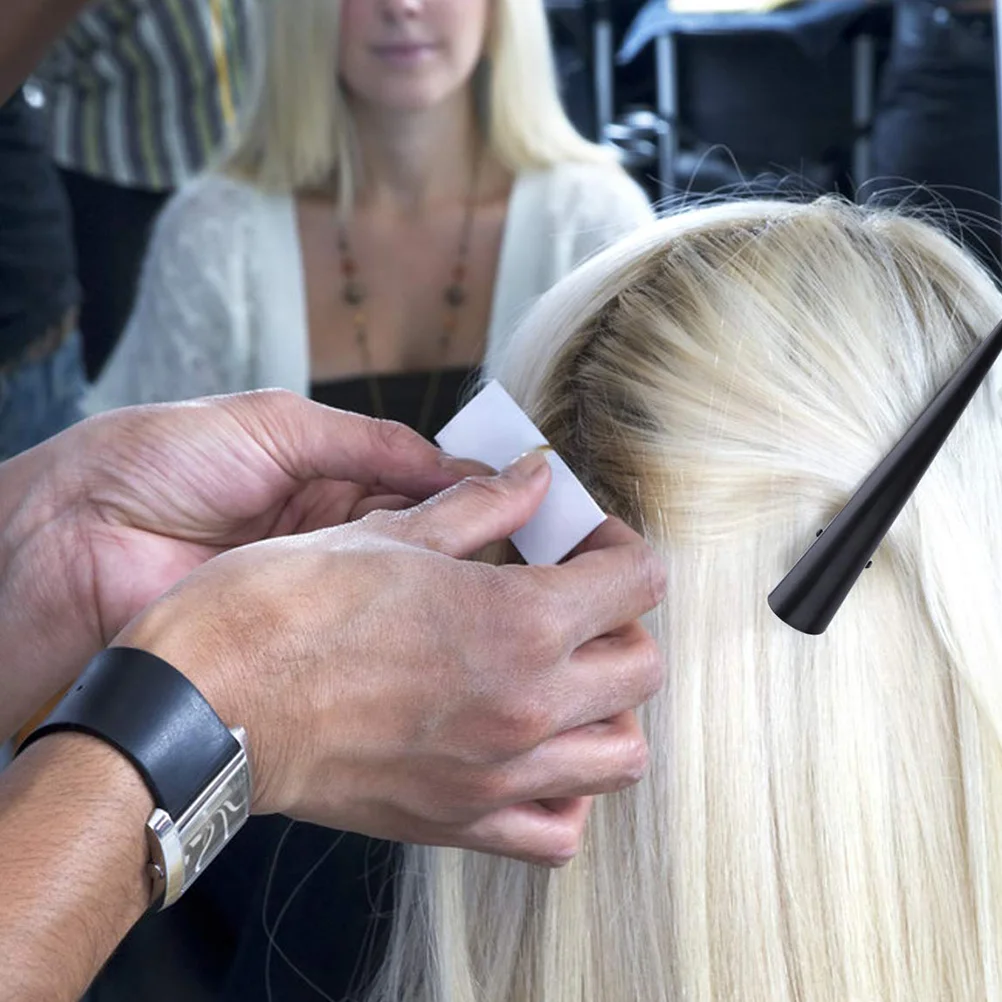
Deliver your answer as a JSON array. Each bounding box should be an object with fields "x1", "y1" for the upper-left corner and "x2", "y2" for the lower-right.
[
  {"x1": 0, "y1": 456, "x2": 664, "y2": 1002},
  {"x1": 86, "y1": 176, "x2": 254, "y2": 413},
  {"x1": 0, "y1": 0, "x2": 89, "y2": 102},
  {"x1": 0, "y1": 736, "x2": 152, "y2": 1002},
  {"x1": 0, "y1": 391, "x2": 475, "y2": 743}
]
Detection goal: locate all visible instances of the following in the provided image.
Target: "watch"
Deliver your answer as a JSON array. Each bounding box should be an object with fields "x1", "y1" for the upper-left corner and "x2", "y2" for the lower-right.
[{"x1": 18, "y1": 647, "x2": 252, "y2": 910}]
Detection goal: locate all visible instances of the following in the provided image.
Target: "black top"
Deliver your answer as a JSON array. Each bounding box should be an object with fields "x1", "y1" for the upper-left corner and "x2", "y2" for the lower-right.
[
  {"x1": 221, "y1": 825, "x2": 399, "y2": 1001},
  {"x1": 310, "y1": 366, "x2": 479, "y2": 438},
  {"x1": 0, "y1": 90, "x2": 78, "y2": 366}
]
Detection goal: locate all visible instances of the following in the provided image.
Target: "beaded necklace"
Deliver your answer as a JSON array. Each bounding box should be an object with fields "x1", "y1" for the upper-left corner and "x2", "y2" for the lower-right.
[{"x1": 335, "y1": 150, "x2": 484, "y2": 437}]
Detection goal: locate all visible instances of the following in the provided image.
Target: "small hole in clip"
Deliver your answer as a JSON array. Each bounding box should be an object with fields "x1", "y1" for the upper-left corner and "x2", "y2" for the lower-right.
[
  {"x1": 865, "y1": 560, "x2": 873, "y2": 569},
  {"x1": 815, "y1": 529, "x2": 824, "y2": 538}
]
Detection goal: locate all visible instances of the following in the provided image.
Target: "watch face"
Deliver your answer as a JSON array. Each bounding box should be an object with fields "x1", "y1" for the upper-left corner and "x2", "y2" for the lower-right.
[
  {"x1": 148, "y1": 729, "x2": 252, "y2": 909},
  {"x1": 179, "y1": 751, "x2": 252, "y2": 880}
]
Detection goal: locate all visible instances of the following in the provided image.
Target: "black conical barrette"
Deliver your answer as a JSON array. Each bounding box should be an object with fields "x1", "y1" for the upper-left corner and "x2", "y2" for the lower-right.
[{"x1": 769, "y1": 316, "x2": 1002, "y2": 635}]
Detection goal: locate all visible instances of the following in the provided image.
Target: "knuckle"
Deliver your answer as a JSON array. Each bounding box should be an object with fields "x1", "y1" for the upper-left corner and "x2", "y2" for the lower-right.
[
  {"x1": 489, "y1": 574, "x2": 566, "y2": 668},
  {"x1": 354, "y1": 505, "x2": 409, "y2": 543},
  {"x1": 454, "y1": 473, "x2": 515, "y2": 514},
  {"x1": 261, "y1": 386, "x2": 298, "y2": 409},
  {"x1": 221, "y1": 386, "x2": 299, "y2": 435},
  {"x1": 538, "y1": 826, "x2": 584, "y2": 868},
  {"x1": 464, "y1": 768, "x2": 517, "y2": 811},
  {"x1": 488, "y1": 569, "x2": 535, "y2": 622},
  {"x1": 518, "y1": 583, "x2": 569, "y2": 667},
  {"x1": 237, "y1": 386, "x2": 297, "y2": 414},
  {"x1": 424, "y1": 780, "x2": 474, "y2": 822},
  {"x1": 632, "y1": 544, "x2": 667, "y2": 610},
  {"x1": 410, "y1": 516, "x2": 455, "y2": 556},
  {"x1": 495, "y1": 699, "x2": 553, "y2": 756},
  {"x1": 358, "y1": 506, "x2": 393, "y2": 534},
  {"x1": 637, "y1": 634, "x2": 665, "y2": 700},
  {"x1": 369, "y1": 415, "x2": 419, "y2": 455},
  {"x1": 618, "y1": 736, "x2": 650, "y2": 788}
]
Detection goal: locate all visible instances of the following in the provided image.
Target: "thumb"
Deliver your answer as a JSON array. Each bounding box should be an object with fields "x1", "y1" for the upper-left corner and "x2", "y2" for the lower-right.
[{"x1": 385, "y1": 449, "x2": 553, "y2": 558}]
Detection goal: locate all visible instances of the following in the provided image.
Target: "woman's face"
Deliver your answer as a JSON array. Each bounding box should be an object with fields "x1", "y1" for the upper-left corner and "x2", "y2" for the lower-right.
[{"x1": 338, "y1": 0, "x2": 491, "y2": 112}]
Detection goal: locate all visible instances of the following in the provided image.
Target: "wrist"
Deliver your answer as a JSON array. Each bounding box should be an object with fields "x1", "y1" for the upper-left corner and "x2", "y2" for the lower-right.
[
  {"x1": 0, "y1": 733, "x2": 153, "y2": 1000},
  {"x1": 117, "y1": 602, "x2": 272, "y2": 792},
  {"x1": 113, "y1": 596, "x2": 245, "y2": 732},
  {"x1": 114, "y1": 602, "x2": 284, "y2": 816},
  {"x1": 15, "y1": 731, "x2": 155, "y2": 901},
  {"x1": 21, "y1": 645, "x2": 254, "y2": 910}
]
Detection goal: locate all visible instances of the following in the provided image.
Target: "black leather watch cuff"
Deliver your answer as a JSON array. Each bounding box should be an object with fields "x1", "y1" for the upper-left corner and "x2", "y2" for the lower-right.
[{"x1": 19, "y1": 647, "x2": 239, "y2": 820}]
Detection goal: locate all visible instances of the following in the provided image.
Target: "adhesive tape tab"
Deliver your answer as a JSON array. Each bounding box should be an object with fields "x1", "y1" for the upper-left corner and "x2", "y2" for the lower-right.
[{"x1": 435, "y1": 381, "x2": 606, "y2": 565}]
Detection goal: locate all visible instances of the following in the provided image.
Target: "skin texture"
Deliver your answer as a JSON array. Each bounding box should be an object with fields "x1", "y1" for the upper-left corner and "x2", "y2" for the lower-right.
[
  {"x1": 0, "y1": 392, "x2": 665, "y2": 1001},
  {"x1": 0, "y1": 0, "x2": 90, "y2": 102}
]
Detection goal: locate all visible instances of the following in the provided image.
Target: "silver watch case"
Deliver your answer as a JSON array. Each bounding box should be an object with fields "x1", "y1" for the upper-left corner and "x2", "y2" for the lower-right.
[{"x1": 145, "y1": 725, "x2": 252, "y2": 909}]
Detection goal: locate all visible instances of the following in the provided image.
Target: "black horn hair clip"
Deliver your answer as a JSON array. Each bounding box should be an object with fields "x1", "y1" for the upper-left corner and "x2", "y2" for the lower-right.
[{"x1": 769, "y1": 316, "x2": 1002, "y2": 634}]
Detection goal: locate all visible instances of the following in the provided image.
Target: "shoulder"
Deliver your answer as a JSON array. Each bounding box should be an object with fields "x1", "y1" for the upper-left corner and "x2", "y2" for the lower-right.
[
  {"x1": 517, "y1": 161, "x2": 654, "y2": 229},
  {"x1": 155, "y1": 172, "x2": 270, "y2": 236},
  {"x1": 509, "y1": 162, "x2": 654, "y2": 269}
]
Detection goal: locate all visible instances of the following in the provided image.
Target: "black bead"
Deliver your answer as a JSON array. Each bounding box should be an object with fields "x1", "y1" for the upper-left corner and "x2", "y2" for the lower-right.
[{"x1": 344, "y1": 280, "x2": 366, "y2": 305}]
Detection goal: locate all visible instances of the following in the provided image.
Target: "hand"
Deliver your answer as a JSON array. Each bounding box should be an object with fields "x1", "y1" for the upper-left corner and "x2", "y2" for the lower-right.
[
  {"x1": 0, "y1": 390, "x2": 479, "y2": 740},
  {"x1": 117, "y1": 452, "x2": 666, "y2": 865}
]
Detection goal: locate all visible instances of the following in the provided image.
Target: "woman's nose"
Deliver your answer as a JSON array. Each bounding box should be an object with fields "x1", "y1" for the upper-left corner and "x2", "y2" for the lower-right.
[{"x1": 380, "y1": 0, "x2": 424, "y2": 21}]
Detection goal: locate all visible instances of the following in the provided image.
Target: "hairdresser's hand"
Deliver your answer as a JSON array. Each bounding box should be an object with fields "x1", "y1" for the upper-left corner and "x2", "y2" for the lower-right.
[
  {"x1": 116, "y1": 454, "x2": 666, "y2": 865},
  {"x1": 0, "y1": 390, "x2": 479, "y2": 741}
]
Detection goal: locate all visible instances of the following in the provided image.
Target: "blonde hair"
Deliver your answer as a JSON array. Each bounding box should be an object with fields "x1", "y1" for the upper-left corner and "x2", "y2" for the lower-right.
[
  {"x1": 225, "y1": 0, "x2": 611, "y2": 200},
  {"x1": 369, "y1": 199, "x2": 1002, "y2": 1002}
]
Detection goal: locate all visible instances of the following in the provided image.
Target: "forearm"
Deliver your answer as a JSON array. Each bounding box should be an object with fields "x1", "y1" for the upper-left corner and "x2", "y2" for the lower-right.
[
  {"x1": 0, "y1": 0, "x2": 91, "y2": 102},
  {"x1": 0, "y1": 734, "x2": 152, "y2": 1002}
]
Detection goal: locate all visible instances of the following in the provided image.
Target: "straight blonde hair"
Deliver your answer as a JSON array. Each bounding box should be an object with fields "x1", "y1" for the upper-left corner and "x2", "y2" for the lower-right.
[
  {"x1": 225, "y1": 0, "x2": 611, "y2": 201},
  {"x1": 368, "y1": 199, "x2": 1002, "y2": 1002}
]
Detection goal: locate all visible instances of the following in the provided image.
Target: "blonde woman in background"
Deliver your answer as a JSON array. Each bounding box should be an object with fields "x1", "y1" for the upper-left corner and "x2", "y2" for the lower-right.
[
  {"x1": 371, "y1": 198, "x2": 1002, "y2": 1002},
  {"x1": 88, "y1": 0, "x2": 651, "y2": 438}
]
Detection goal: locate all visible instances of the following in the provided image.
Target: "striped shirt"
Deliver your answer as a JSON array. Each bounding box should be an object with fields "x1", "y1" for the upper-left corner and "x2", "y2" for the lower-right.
[{"x1": 36, "y1": 0, "x2": 255, "y2": 192}]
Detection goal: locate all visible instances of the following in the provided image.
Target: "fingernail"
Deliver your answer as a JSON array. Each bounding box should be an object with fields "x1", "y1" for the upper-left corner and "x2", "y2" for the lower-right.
[{"x1": 503, "y1": 447, "x2": 551, "y2": 482}]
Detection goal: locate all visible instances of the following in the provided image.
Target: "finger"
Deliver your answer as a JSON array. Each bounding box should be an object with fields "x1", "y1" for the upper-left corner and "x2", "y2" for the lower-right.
[
  {"x1": 496, "y1": 712, "x2": 649, "y2": 804},
  {"x1": 529, "y1": 528, "x2": 666, "y2": 645},
  {"x1": 375, "y1": 450, "x2": 553, "y2": 558},
  {"x1": 459, "y1": 797, "x2": 593, "y2": 866},
  {"x1": 558, "y1": 621, "x2": 664, "y2": 728},
  {"x1": 565, "y1": 514, "x2": 649, "y2": 560},
  {"x1": 348, "y1": 494, "x2": 416, "y2": 520},
  {"x1": 225, "y1": 390, "x2": 493, "y2": 499}
]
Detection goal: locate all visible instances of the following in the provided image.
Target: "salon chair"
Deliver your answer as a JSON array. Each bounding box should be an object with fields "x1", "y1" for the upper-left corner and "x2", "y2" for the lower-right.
[{"x1": 607, "y1": 0, "x2": 892, "y2": 202}]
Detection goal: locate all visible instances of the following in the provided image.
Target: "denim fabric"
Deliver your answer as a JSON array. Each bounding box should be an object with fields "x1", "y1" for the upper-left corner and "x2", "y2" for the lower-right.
[{"x1": 0, "y1": 331, "x2": 85, "y2": 461}]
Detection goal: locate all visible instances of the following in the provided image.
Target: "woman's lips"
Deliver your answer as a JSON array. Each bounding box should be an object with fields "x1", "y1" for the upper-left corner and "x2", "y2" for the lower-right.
[{"x1": 371, "y1": 42, "x2": 438, "y2": 67}]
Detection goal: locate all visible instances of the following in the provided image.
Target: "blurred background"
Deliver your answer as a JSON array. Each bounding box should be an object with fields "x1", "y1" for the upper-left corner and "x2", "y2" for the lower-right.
[{"x1": 557, "y1": 0, "x2": 999, "y2": 276}]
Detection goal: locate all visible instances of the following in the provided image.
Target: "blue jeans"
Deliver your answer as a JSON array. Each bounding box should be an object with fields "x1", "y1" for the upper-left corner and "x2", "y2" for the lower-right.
[{"x1": 0, "y1": 332, "x2": 85, "y2": 462}]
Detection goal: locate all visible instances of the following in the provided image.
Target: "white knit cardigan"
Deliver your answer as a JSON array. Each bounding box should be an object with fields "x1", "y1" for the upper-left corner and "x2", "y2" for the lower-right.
[{"x1": 88, "y1": 162, "x2": 653, "y2": 409}]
